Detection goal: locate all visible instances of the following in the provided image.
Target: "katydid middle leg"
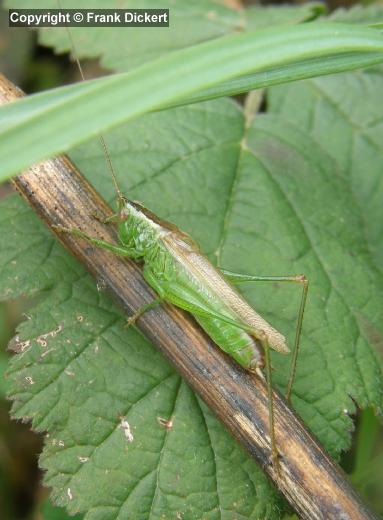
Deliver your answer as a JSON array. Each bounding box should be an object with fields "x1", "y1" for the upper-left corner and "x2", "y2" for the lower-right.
[
  {"x1": 126, "y1": 298, "x2": 164, "y2": 327},
  {"x1": 221, "y1": 270, "x2": 309, "y2": 403}
]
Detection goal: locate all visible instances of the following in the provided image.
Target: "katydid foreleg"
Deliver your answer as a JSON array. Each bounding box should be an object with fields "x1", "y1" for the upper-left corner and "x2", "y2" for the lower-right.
[
  {"x1": 54, "y1": 225, "x2": 167, "y2": 329},
  {"x1": 53, "y1": 225, "x2": 142, "y2": 258},
  {"x1": 91, "y1": 212, "x2": 127, "y2": 225},
  {"x1": 221, "y1": 270, "x2": 309, "y2": 402}
]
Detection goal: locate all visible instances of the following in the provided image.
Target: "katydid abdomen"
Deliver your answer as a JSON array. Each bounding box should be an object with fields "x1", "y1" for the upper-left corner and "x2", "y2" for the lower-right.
[{"x1": 194, "y1": 313, "x2": 263, "y2": 370}]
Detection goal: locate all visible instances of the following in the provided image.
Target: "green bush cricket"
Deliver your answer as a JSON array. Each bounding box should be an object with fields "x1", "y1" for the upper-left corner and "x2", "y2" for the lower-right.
[
  {"x1": 55, "y1": 193, "x2": 308, "y2": 472},
  {"x1": 54, "y1": 11, "x2": 309, "y2": 475}
]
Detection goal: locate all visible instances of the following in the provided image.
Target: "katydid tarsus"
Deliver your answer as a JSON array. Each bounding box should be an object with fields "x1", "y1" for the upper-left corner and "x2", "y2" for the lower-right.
[{"x1": 54, "y1": 10, "x2": 309, "y2": 474}]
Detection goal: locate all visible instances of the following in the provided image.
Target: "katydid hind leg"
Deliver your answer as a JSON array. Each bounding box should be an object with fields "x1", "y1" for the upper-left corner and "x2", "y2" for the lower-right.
[
  {"x1": 259, "y1": 330, "x2": 280, "y2": 476},
  {"x1": 285, "y1": 276, "x2": 309, "y2": 402},
  {"x1": 222, "y1": 269, "x2": 309, "y2": 402}
]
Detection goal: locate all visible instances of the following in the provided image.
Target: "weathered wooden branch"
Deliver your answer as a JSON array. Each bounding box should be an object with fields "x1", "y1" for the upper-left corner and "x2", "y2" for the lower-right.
[{"x1": 0, "y1": 74, "x2": 378, "y2": 520}]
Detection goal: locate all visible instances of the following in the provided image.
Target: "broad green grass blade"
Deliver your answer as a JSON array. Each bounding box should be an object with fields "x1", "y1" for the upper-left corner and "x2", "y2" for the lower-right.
[
  {"x1": 169, "y1": 52, "x2": 383, "y2": 107},
  {"x1": 1, "y1": 23, "x2": 383, "y2": 181}
]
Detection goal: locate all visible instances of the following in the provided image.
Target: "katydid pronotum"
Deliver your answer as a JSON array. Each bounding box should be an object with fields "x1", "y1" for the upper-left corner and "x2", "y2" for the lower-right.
[{"x1": 54, "y1": 12, "x2": 309, "y2": 475}]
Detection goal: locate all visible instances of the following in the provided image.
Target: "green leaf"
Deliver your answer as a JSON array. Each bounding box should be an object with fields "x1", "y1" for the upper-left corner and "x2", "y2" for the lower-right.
[
  {"x1": 266, "y1": 68, "x2": 383, "y2": 273},
  {"x1": 1, "y1": 23, "x2": 383, "y2": 181},
  {"x1": 6, "y1": 0, "x2": 324, "y2": 71},
  {"x1": 329, "y1": 4, "x2": 383, "y2": 25},
  {"x1": 3, "y1": 71, "x2": 383, "y2": 517},
  {"x1": 40, "y1": 498, "x2": 83, "y2": 519}
]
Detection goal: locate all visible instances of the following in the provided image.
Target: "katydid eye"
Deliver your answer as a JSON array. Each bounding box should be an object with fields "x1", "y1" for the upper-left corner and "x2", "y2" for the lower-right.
[{"x1": 120, "y1": 208, "x2": 129, "y2": 220}]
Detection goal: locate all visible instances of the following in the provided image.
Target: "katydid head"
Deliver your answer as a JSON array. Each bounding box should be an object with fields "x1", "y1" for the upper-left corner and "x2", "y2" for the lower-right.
[
  {"x1": 116, "y1": 200, "x2": 160, "y2": 258},
  {"x1": 117, "y1": 193, "x2": 129, "y2": 211}
]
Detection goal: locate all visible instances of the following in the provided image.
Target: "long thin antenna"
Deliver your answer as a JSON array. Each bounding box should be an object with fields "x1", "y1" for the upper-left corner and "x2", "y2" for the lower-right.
[{"x1": 57, "y1": 0, "x2": 123, "y2": 201}]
